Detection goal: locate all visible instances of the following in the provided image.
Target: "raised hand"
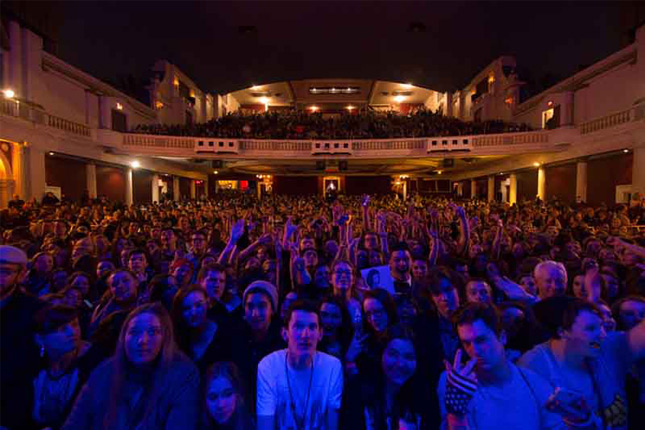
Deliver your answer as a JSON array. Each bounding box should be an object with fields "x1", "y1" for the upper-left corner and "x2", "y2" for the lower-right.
[
  {"x1": 231, "y1": 219, "x2": 245, "y2": 243},
  {"x1": 443, "y1": 349, "x2": 478, "y2": 416},
  {"x1": 545, "y1": 387, "x2": 592, "y2": 425}
]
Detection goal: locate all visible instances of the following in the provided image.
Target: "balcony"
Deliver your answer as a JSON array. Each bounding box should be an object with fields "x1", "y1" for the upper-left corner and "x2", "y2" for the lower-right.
[{"x1": 2, "y1": 97, "x2": 642, "y2": 161}]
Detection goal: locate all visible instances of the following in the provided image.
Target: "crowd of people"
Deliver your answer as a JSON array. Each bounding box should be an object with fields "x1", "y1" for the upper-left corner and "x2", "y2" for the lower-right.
[
  {"x1": 1, "y1": 190, "x2": 644, "y2": 430},
  {"x1": 131, "y1": 109, "x2": 532, "y2": 140}
]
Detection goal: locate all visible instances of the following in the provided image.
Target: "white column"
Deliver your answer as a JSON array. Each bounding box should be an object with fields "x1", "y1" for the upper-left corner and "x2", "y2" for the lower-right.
[
  {"x1": 509, "y1": 174, "x2": 518, "y2": 205},
  {"x1": 537, "y1": 167, "x2": 546, "y2": 201},
  {"x1": 125, "y1": 168, "x2": 133, "y2": 206},
  {"x1": 576, "y1": 160, "x2": 588, "y2": 203},
  {"x1": 190, "y1": 180, "x2": 196, "y2": 199},
  {"x1": 27, "y1": 145, "x2": 46, "y2": 202},
  {"x1": 487, "y1": 176, "x2": 495, "y2": 202},
  {"x1": 470, "y1": 179, "x2": 477, "y2": 199},
  {"x1": 632, "y1": 146, "x2": 645, "y2": 199},
  {"x1": 173, "y1": 177, "x2": 181, "y2": 201},
  {"x1": 86, "y1": 163, "x2": 97, "y2": 199},
  {"x1": 11, "y1": 142, "x2": 27, "y2": 200},
  {"x1": 151, "y1": 174, "x2": 160, "y2": 203}
]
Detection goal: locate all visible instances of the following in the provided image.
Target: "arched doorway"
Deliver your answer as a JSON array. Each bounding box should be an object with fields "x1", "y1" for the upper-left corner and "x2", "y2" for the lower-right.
[{"x1": 0, "y1": 143, "x2": 15, "y2": 209}]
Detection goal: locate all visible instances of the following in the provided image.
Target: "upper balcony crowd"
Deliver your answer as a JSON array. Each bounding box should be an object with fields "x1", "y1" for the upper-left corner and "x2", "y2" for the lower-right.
[{"x1": 132, "y1": 109, "x2": 533, "y2": 140}]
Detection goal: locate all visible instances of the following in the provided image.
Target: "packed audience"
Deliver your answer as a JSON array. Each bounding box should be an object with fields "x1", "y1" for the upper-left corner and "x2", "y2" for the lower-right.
[
  {"x1": 132, "y1": 109, "x2": 532, "y2": 140},
  {"x1": 1, "y1": 190, "x2": 644, "y2": 430}
]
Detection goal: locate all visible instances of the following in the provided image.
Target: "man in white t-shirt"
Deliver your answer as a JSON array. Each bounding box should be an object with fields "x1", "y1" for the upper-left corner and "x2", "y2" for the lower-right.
[{"x1": 257, "y1": 299, "x2": 343, "y2": 430}]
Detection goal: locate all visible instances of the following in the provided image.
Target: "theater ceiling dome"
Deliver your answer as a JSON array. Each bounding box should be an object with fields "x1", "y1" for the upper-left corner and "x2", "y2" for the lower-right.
[{"x1": 228, "y1": 79, "x2": 440, "y2": 109}]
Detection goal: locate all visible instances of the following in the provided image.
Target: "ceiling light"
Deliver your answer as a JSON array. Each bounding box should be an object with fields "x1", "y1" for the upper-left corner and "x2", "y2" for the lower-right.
[
  {"x1": 394, "y1": 95, "x2": 405, "y2": 103},
  {"x1": 48, "y1": 152, "x2": 54, "y2": 156},
  {"x1": 213, "y1": 170, "x2": 219, "y2": 174},
  {"x1": 623, "y1": 149, "x2": 630, "y2": 153},
  {"x1": 3, "y1": 89, "x2": 15, "y2": 99},
  {"x1": 533, "y1": 162, "x2": 540, "y2": 167},
  {"x1": 259, "y1": 97, "x2": 269, "y2": 104},
  {"x1": 437, "y1": 170, "x2": 443, "y2": 175},
  {"x1": 346, "y1": 105, "x2": 355, "y2": 110},
  {"x1": 131, "y1": 160, "x2": 140, "y2": 169}
]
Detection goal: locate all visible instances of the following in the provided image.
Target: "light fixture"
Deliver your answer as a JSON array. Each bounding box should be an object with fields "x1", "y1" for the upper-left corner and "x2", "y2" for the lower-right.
[
  {"x1": 403, "y1": 83, "x2": 413, "y2": 89},
  {"x1": 533, "y1": 162, "x2": 540, "y2": 167},
  {"x1": 310, "y1": 105, "x2": 319, "y2": 112},
  {"x1": 259, "y1": 97, "x2": 269, "y2": 104},
  {"x1": 251, "y1": 85, "x2": 260, "y2": 91},
  {"x1": 213, "y1": 170, "x2": 219, "y2": 174},
  {"x1": 437, "y1": 170, "x2": 443, "y2": 175},
  {"x1": 394, "y1": 95, "x2": 405, "y2": 103},
  {"x1": 48, "y1": 152, "x2": 54, "y2": 156},
  {"x1": 346, "y1": 105, "x2": 355, "y2": 110},
  {"x1": 131, "y1": 160, "x2": 140, "y2": 169},
  {"x1": 547, "y1": 100, "x2": 553, "y2": 107},
  {"x1": 3, "y1": 89, "x2": 15, "y2": 99},
  {"x1": 155, "y1": 101, "x2": 164, "y2": 109},
  {"x1": 623, "y1": 149, "x2": 630, "y2": 153},
  {"x1": 116, "y1": 103, "x2": 123, "y2": 110}
]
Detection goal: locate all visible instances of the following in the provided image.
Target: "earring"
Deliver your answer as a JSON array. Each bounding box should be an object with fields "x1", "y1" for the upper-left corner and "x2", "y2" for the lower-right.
[{"x1": 40, "y1": 344, "x2": 45, "y2": 358}]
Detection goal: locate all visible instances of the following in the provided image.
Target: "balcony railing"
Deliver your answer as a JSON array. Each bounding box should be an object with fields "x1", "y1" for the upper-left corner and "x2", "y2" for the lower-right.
[
  {"x1": 579, "y1": 104, "x2": 640, "y2": 135},
  {"x1": 1, "y1": 98, "x2": 91, "y2": 138}
]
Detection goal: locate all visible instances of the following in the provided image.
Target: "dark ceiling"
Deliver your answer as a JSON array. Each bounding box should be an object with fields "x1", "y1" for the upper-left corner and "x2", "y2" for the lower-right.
[{"x1": 4, "y1": 1, "x2": 644, "y2": 99}]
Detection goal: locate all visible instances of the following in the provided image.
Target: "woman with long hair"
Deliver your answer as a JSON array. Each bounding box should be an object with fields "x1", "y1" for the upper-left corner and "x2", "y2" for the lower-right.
[
  {"x1": 201, "y1": 362, "x2": 254, "y2": 430},
  {"x1": 342, "y1": 324, "x2": 440, "y2": 430},
  {"x1": 318, "y1": 295, "x2": 354, "y2": 360},
  {"x1": 171, "y1": 286, "x2": 232, "y2": 373},
  {"x1": 62, "y1": 303, "x2": 200, "y2": 430}
]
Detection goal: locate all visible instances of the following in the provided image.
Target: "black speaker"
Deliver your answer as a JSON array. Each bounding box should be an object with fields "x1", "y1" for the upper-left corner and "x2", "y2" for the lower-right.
[
  {"x1": 316, "y1": 161, "x2": 326, "y2": 170},
  {"x1": 212, "y1": 160, "x2": 223, "y2": 169},
  {"x1": 339, "y1": 160, "x2": 348, "y2": 171},
  {"x1": 442, "y1": 159, "x2": 454, "y2": 168}
]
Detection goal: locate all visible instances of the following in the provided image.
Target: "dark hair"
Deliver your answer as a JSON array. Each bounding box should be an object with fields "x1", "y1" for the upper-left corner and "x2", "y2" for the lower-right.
[
  {"x1": 127, "y1": 247, "x2": 148, "y2": 262},
  {"x1": 319, "y1": 295, "x2": 354, "y2": 354},
  {"x1": 35, "y1": 305, "x2": 79, "y2": 334},
  {"x1": 170, "y1": 285, "x2": 209, "y2": 350},
  {"x1": 383, "y1": 323, "x2": 416, "y2": 347},
  {"x1": 560, "y1": 298, "x2": 603, "y2": 335},
  {"x1": 427, "y1": 266, "x2": 464, "y2": 296},
  {"x1": 284, "y1": 299, "x2": 321, "y2": 327},
  {"x1": 202, "y1": 362, "x2": 254, "y2": 430},
  {"x1": 197, "y1": 263, "x2": 226, "y2": 283},
  {"x1": 362, "y1": 288, "x2": 399, "y2": 331},
  {"x1": 452, "y1": 303, "x2": 502, "y2": 336},
  {"x1": 389, "y1": 242, "x2": 411, "y2": 255}
]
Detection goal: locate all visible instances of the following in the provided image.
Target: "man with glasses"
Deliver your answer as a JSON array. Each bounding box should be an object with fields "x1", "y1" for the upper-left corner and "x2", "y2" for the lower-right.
[{"x1": 0, "y1": 245, "x2": 45, "y2": 429}]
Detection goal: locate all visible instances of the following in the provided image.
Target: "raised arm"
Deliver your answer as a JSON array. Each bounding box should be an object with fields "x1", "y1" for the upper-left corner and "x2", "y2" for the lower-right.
[{"x1": 217, "y1": 218, "x2": 244, "y2": 265}]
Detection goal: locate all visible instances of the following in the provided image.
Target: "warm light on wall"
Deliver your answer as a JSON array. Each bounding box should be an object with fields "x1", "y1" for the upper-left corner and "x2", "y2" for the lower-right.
[
  {"x1": 309, "y1": 106, "x2": 319, "y2": 112},
  {"x1": 547, "y1": 100, "x2": 553, "y2": 107},
  {"x1": 130, "y1": 160, "x2": 140, "y2": 169},
  {"x1": 3, "y1": 89, "x2": 15, "y2": 99},
  {"x1": 155, "y1": 101, "x2": 164, "y2": 109},
  {"x1": 173, "y1": 77, "x2": 179, "y2": 87},
  {"x1": 213, "y1": 170, "x2": 219, "y2": 174},
  {"x1": 116, "y1": 103, "x2": 123, "y2": 110},
  {"x1": 259, "y1": 97, "x2": 269, "y2": 104},
  {"x1": 437, "y1": 170, "x2": 443, "y2": 175},
  {"x1": 394, "y1": 95, "x2": 405, "y2": 103},
  {"x1": 533, "y1": 162, "x2": 541, "y2": 167},
  {"x1": 403, "y1": 83, "x2": 413, "y2": 89},
  {"x1": 505, "y1": 96, "x2": 514, "y2": 105},
  {"x1": 346, "y1": 105, "x2": 355, "y2": 110}
]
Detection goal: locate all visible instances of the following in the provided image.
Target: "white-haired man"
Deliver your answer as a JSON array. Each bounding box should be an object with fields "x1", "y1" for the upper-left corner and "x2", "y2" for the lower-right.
[{"x1": 534, "y1": 260, "x2": 568, "y2": 300}]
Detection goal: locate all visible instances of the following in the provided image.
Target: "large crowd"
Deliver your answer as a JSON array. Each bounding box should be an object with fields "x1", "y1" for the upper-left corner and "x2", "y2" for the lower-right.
[
  {"x1": 131, "y1": 110, "x2": 533, "y2": 140},
  {"x1": 1, "y1": 190, "x2": 644, "y2": 430}
]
